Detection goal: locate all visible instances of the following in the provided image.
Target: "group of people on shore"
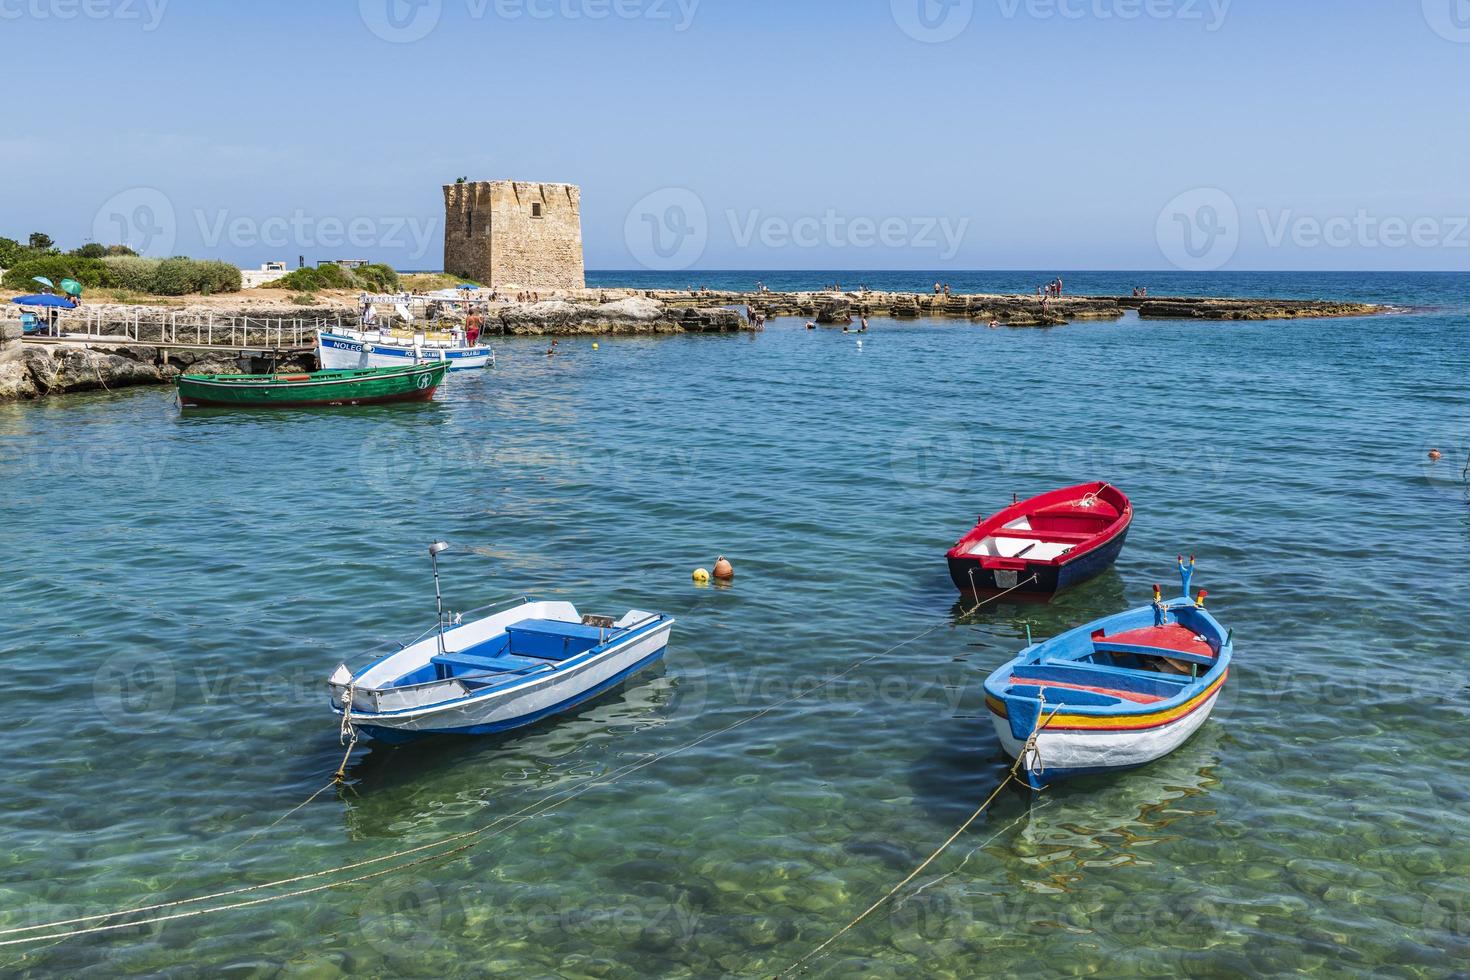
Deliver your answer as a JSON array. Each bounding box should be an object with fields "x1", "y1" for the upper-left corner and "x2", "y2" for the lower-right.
[{"x1": 1131, "y1": 285, "x2": 1149, "y2": 297}]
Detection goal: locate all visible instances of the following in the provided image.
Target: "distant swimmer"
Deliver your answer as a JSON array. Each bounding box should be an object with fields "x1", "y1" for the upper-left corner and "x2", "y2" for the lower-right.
[
  {"x1": 860, "y1": 316, "x2": 869, "y2": 332},
  {"x1": 806, "y1": 321, "x2": 816, "y2": 330}
]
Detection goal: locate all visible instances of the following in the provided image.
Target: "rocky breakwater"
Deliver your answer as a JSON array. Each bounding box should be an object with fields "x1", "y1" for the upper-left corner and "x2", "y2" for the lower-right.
[
  {"x1": 1126, "y1": 296, "x2": 1379, "y2": 320},
  {"x1": 489, "y1": 297, "x2": 747, "y2": 336},
  {"x1": 648, "y1": 289, "x2": 1380, "y2": 326}
]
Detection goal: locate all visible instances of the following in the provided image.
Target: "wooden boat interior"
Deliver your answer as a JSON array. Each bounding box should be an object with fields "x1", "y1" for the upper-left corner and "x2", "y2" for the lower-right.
[{"x1": 999, "y1": 605, "x2": 1223, "y2": 709}]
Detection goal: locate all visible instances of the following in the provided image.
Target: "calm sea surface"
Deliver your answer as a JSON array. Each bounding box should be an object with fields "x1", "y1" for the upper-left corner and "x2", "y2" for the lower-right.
[{"x1": 1, "y1": 272, "x2": 1468, "y2": 976}]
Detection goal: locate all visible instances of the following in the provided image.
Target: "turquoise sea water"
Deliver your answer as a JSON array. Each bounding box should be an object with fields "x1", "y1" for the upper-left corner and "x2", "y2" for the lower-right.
[{"x1": 1, "y1": 272, "x2": 1468, "y2": 976}]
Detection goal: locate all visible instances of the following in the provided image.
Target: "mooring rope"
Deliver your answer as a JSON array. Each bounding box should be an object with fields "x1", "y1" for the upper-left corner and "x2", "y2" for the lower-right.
[
  {"x1": 1, "y1": 580, "x2": 1043, "y2": 949},
  {"x1": 780, "y1": 700, "x2": 1065, "y2": 976}
]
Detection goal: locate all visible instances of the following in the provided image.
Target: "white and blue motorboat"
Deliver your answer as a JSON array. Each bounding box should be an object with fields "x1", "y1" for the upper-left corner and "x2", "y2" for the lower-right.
[
  {"x1": 317, "y1": 328, "x2": 495, "y2": 373},
  {"x1": 328, "y1": 544, "x2": 674, "y2": 743}
]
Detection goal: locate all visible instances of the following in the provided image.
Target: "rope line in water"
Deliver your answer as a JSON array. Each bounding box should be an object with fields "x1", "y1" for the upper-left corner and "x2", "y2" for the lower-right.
[
  {"x1": 1, "y1": 579, "x2": 1039, "y2": 948},
  {"x1": 780, "y1": 700, "x2": 1065, "y2": 976}
]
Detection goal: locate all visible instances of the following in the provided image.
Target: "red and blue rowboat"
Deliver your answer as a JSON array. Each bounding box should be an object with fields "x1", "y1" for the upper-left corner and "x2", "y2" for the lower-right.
[
  {"x1": 984, "y1": 558, "x2": 1232, "y2": 789},
  {"x1": 947, "y1": 482, "x2": 1132, "y2": 597}
]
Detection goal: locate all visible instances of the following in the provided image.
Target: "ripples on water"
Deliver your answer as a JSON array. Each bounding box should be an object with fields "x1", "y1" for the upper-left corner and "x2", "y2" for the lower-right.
[{"x1": 1, "y1": 275, "x2": 1468, "y2": 976}]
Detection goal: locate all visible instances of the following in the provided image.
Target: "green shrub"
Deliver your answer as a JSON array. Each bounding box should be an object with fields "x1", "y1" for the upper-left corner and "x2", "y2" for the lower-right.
[
  {"x1": 71, "y1": 243, "x2": 108, "y2": 259},
  {"x1": 354, "y1": 263, "x2": 400, "y2": 293},
  {"x1": 101, "y1": 256, "x2": 162, "y2": 293},
  {"x1": 1, "y1": 256, "x2": 109, "y2": 291},
  {"x1": 269, "y1": 263, "x2": 357, "y2": 293},
  {"x1": 150, "y1": 257, "x2": 202, "y2": 295},
  {"x1": 288, "y1": 293, "x2": 317, "y2": 305},
  {"x1": 196, "y1": 260, "x2": 242, "y2": 295}
]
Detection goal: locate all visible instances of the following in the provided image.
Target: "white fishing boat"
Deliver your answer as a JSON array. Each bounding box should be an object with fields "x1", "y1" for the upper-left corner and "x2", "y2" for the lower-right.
[
  {"x1": 317, "y1": 327, "x2": 495, "y2": 372},
  {"x1": 328, "y1": 544, "x2": 675, "y2": 743}
]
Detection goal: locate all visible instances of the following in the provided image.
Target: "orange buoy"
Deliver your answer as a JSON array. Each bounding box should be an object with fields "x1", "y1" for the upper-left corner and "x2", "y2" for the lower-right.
[
  {"x1": 713, "y1": 557, "x2": 734, "y2": 581},
  {"x1": 1428, "y1": 449, "x2": 1443, "y2": 461}
]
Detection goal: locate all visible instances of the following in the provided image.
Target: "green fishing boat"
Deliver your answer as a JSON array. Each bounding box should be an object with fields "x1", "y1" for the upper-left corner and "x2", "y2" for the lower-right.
[{"x1": 177, "y1": 362, "x2": 450, "y2": 409}]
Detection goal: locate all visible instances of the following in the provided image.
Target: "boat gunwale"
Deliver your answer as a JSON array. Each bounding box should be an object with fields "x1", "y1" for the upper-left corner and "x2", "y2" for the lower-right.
[
  {"x1": 983, "y1": 600, "x2": 1233, "y2": 721},
  {"x1": 178, "y1": 362, "x2": 449, "y2": 389},
  {"x1": 947, "y1": 481, "x2": 1134, "y2": 569}
]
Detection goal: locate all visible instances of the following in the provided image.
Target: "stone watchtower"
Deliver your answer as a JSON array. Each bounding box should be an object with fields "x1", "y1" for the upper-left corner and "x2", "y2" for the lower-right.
[{"x1": 443, "y1": 180, "x2": 586, "y2": 291}]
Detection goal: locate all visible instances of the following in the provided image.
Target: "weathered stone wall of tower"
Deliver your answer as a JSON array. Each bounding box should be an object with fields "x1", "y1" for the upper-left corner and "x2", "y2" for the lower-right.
[{"x1": 443, "y1": 180, "x2": 585, "y2": 291}]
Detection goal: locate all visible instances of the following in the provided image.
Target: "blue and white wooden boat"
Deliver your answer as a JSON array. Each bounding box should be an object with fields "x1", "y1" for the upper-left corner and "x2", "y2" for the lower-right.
[
  {"x1": 327, "y1": 544, "x2": 673, "y2": 743},
  {"x1": 317, "y1": 328, "x2": 494, "y2": 372},
  {"x1": 984, "y1": 558, "x2": 1233, "y2": 789}
]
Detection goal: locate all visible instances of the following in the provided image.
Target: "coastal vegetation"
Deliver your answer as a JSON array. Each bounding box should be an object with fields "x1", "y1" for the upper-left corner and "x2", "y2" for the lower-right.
[
  {"x1": 0, "y1": 231, "x2": 240, "y2": 296},
  {"x1": 267, "y1": 262, "x2": 400, "y2": 296}
]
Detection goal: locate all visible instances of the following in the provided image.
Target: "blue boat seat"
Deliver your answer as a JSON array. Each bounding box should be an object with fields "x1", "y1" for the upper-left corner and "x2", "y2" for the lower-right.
[
  {"x1": 432, "y1": 651, "x2": 554, "y2": 679},
  {"x1": 1015, "y1": 663, "x2": 1189, "y2": 701},
  {"x1": 505, "y1": 619, "x2": 607, "y2": 662}
]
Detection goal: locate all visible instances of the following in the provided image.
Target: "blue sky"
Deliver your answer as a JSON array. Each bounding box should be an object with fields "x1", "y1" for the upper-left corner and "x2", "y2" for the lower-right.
[{"x1": 5, "y1": 0, "x2": 1468, "y2": 271}]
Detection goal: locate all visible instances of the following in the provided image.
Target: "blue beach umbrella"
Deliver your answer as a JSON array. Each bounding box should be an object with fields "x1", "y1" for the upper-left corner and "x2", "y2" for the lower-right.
[
  {"x1": 31, "y1": 276, "x2": 56, "y2": 290},
  {"x1": 12, "y1": 294, "x2": 76, "y2": 308}
]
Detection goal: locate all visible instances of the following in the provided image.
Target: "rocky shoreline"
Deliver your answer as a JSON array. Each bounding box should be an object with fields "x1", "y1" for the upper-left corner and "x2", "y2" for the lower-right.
[{"x1": 0, "y1": 288, "x2": 1381, "y2": 402}]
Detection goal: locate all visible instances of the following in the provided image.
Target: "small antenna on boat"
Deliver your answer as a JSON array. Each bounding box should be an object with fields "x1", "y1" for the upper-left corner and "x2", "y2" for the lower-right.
[{"x1": 430, "y1": 541, "x2": 451, "y2": 657}]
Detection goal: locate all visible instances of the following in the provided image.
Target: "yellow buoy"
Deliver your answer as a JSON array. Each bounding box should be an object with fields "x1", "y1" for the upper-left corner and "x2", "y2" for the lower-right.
[
  {"x1": 692, "y1": 568, "x2": 711, "y2": 584},
  {"x1": 592, "y1": 343, "x2": 600, "y2": 350},
  {"x1": 713, "y1": 557, "x2": 735, "y2": 581}
]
